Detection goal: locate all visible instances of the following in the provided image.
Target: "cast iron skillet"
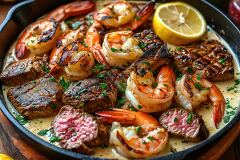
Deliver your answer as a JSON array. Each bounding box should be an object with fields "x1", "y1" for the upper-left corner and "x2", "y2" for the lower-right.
[{"x1": 0, "y1": 0, "x2": 239, "y2": 160}]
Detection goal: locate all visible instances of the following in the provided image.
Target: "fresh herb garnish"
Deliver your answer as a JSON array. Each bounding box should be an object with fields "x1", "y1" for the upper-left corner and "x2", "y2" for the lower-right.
[
  {"x1": 187, "y1": 67, "x2": 193, "y2": 74},
  {"x1": 146, "y1": 34, "x2": 152, "y2": 39},
  {"x1": 59, "y1": 77, "x2": 71, "y2": 91},
  {"x1": 187, "y1": 113, "x2": 193, "y2": 124},
  {"x1": 49, "y1": 135, "x2": 61, "y2": 143},
  {"x1": 135, "y1": 126, "x2": 141, "y2": 134},
  {"x1": 117, "y1": 82, "x2": 127, "y2": 93},
  {"x1": 137, "y1": 105, "x2": 142, "y2": 109},
  {"x1": 219, "y1": 58, "x2": 226, "y2": 64},
  {"x1": 176, "y1": 47, "x2": 183, "y2": 51},
  {"x1": 195, "y1": 82, "x2": 203, "y2": 90},
  {"x1": 37, "y1": 129, "x2": 49, "y2": 136},
  {"x1": 129, "y1": 104, "x2": 137, "y2": 112},
  {"x1": 111, "y1": 48, "x2": 118, "y2": 52},
  {"x1": 80, "y1": 40, "x2": 88, "y2": 47},
  {"x1": 92, "y1": 63, "x2": 105, "y2": 72},
  {"x1": 196, "y1": 74, "x2": 202, "y2": 80},
  {"x1": 139, "y1": 42, "x2": 147, "y2": 49},
  {"x1": 163, "y1": 84, "x2": 168, "y2": 87},
  {"x1": 147, "y1": 136, "x2": 154, "y2": 141},
  {"x1": 16, "y1": 115, "x2": 28, "y2": 125},
  {"x1": 78, "y1": 88, "x2": 88, "y2": 94},
  {"x1": 85, "y1": 14, "x2": 94, "y2": 25},
  {"x1": 50, "y1": 103, "x2": 57, "y2": 109},
  {"x1": 41, "y1": 65, "x2": 50, "y2": 73},
  {"x1": 116, "y1": 98, "x2": 126, "y2": 108},
  {"x1": 96, "y1": 73, "x2": 105, "y2": 79},
  {"x1": 101, "y1": 90, "x2": 107, "y2": 97},
  {"x1": 135, "y1": 16, "x2": 141, "y2": 20},
  {"x1": 49, "y1": 77, "x2": 56, "y2": 82},
  {"x1": 99, "y1": 82, "x2": 108, "y2": 89},
  {"x1": 71, "y1": 21, "x2": 81, "y2": 30},
  {"x1": 174, "y1": 117, "x2": 178, "y2": 122},
  {"x1": 152, "y1": 83, "x2": 158, "y2": 88}
]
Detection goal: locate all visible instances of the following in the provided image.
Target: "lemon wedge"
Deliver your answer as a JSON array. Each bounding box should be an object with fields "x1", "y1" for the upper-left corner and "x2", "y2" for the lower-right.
[
  {"x1": 153, "y1": 2, "x2": 206, "y2": 45},
  {"x1": 0, "y1": 154, "x2": 13, "y2": 160}
]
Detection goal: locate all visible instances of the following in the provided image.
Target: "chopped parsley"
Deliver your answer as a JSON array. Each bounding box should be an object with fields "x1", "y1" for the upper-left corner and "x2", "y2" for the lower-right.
[
  {"x1": 92, "y1": 63, "x2": 105, "y2": 72},
  {"x1": 41, "y1": 65, "x2": 50, "y2": 73},
  {"x1": 96, "y1": 73, "x2": 105, "y2": 79},
  {"x1": 147, "y1": 136, "x2": 154, "y2": 141},
  {"x1": 49, "y1": 77, "x2": 56, "y2": 82},
  {"x1": 143, "y1": 61, "x2": 150, "y2": 66},
  {"x1": 163, "y1": 84, "x2": 168, "y2": 87},
  {"x1": 49, "y1": 135, "x2": 61, "y2": 143},
  {"x1": 187, "y1": 67, "x2": 193, "y2": 74},
  {"x1": 80, "y1": 40, "x2": 88, "y2": 47},
  {"x1": 99, "y1": 82, "x2": 108, "y2": 89},
  {"x1": 59, "y1": 77, "x2": 71, "y2": 91},
  {"x1": 219, "y1": 58, "x2": 226, "y2": 64},
  {"x1": 129, "y1": 104, "x2": 137, "y2": 112},
  {"x1": 16, "y1": 115, "x2": 28, "y2": 125},
  {"x1": 135, "y1": 126, "x2": 141, "y2": 134},
  {"x1": 85, "y1": 14, "x2": 94, "y2": 25},
  {"x1": 71, "y1": 21, "x2": 81, "y2": 29},
  {"x1": 117, "y1": 82, "x2": 127, "y2": 93},
  {"x1": 196, "y1": 74, "x2": 202, "y2": 80},
  {"x1": 116, "y1": 98, "x2": 126, "y2": 108},
  {"x1": 187, "y1": 113, "x2": 193, "y2": 124},
  {"x1": 139, "y1": 42, "x2": 147, "y2": 49},
  {"x1": 175, "y1": 69, "x2": 183, "y2": 81},
  {"x1": 37, "y1": 129, "x2": 49, "y2": 136},
  {"x1": 176, "y1": 47, "x2": 183, "y2": 51},
  {"x1": 152, "y1": 83, "x2": 158, "y2": 88},
  {"x1": 137, "y1": 105, "x2": 142, "y2": 109},
  {"x1": 174, "y1": 117, "x2": 178, "y2": 122},
  {"x1": 224, "y1": 98, "x2": 236, "y2": 123},
  {"x1": 146, "y1": 34, "x2": 152, "y2": 39},
  {"x1": 101, "y1": 90, "x2": 107, "y2": 97},
  {"x1": 111, "y1": 48, "x2": 118, "y2": 52}
]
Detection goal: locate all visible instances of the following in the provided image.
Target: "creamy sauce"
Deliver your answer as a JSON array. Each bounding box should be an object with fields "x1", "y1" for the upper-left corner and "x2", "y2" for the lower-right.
[{"x1": 1, "y1": 2, "x2": 240, "y2": 159}]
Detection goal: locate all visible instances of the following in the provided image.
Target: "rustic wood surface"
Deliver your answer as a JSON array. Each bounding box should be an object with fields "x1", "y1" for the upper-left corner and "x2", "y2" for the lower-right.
[{"x1": 0, "y1": 2, "x2": 239, "y2": 160}]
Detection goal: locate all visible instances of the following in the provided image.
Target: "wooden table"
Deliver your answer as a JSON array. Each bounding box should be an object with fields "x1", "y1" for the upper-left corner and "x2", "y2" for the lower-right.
[{"x1": 0, "y1": 2, "x2": 239, "y2": 160}]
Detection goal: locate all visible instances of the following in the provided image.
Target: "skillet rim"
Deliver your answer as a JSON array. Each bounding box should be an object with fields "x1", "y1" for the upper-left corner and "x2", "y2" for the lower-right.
[{"x1": 0, "y1": 0, "x2": 239, "y2": 159}]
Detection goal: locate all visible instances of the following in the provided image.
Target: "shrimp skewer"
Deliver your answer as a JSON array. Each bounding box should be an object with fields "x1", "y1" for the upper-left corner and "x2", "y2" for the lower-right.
[
  {"x1": 15, "y1": 0, "x2": 95, "y2": 58},
  {"x1": 97, "y1": 109, "x2": 168, "y2": 158},
  {"x1": 175, "y1": 74, "x2": 225, "y2": 128},
  {"x1": 86, "y1": 0, "x2": 155, "y2": 65},
  {"x1": 126, "y1": 66, "x2": 175, "y2": 113}
]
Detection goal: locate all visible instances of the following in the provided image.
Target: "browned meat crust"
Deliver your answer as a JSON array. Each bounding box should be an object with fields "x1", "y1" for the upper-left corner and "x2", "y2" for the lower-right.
[
  {"x1": 62, "y1": 78, "x2": 117, "y2": 114},
  {"x1": 133, "y1": 29, "x2": 164, "y2": 52},
  {"x1": 159, "y1": 108, "x2": 209, "y2": 142},
  {"x1": 8, "y1": 74, "x2": 63, "y2": 119},
  {"x1": 0, "y1": 55, "x2": 49, "y2": 86},
  {"x1": 52, "y1": 105, "x2": 109, "y2": 155},
  {"x1": 173, "y1": 40, "x2": 234, "y2": 81}
]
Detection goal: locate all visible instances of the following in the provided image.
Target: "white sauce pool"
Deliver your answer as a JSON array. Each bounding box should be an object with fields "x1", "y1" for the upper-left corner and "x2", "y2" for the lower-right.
[{"x1": 1, "y1": 2, "x2": 240, "y2": 159}]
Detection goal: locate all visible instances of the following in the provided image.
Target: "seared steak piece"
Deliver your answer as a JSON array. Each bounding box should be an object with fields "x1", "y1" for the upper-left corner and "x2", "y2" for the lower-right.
[
  {"x1": 62, "y1": 78, "x2": 117, "y2": 114},
  {"x1": 133, "y1": 29, "x2": 164, "y2": 52},
  {"x1": 8, "y1": 74, "x2": 63, "y2": 119},
  {"x1": 172, "y1": 40, "x2": 234, "y2": 81},
  {"x1": 52, "y1": 105, "x2": 109, "y2": 155},
  {"x1": 159, "y1": 108, "x2": 209, "y2": 141},
  {"x1": 0, "y1": 55, "x2": 49, "y2": 86}
]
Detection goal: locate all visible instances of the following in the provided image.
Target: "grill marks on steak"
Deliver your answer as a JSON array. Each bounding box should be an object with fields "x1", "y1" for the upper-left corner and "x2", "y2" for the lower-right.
[
  {"x1": 0, "y1": 55, "x2": 49, "y2": 86},
  {"x1": 159, "y1": 108, "x2": 209, "y2": 141},
  {"x1": 173, "y1": 40, "x2": 234, "y2": 81},
  {"x1": 52, "y1": 105, "x2": 109, "y2": 155},
  {"x1": 62, "y1": 78, "x2": 117, "y2": 114},
  {"x1": 8, "y1": 74, "x2": 63, "y2": 119},
  {"x1": 133, "y1": 29, "x2": 164, "y2": 52}
]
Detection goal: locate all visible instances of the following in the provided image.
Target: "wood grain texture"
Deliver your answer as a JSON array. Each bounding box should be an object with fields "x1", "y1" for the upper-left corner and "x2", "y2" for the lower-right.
[{"x1": 0, "y1": 2, "x2": 239, "y2": 160}]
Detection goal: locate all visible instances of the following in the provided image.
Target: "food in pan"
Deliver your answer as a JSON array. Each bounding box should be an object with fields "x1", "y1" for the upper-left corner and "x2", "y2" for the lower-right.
[{"x1": 1, "y1": 0, "x2": 239, "y2": 159}]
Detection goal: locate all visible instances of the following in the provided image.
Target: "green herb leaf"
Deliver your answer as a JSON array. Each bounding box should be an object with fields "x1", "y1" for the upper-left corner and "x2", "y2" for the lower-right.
[
  {"x1": 101, "y1": 90, "x2": 107, "y2": 97},
  {"x1": 223, "y1": 116, "x2": 230, "y2": 123},
  {"x1": 49, "y1": 77, "x2": 56, "y2": 82},
  {"x1": 16, "y1": 115, "x2": 28, "y2": 125},
  {"x1": 196, "y1": 74, "x2": 202, "y2": 80},
  {"x1": 49, "y1": 135, "x2": 61, "y2": 143},
  {"x1": 135, "y1": 16, "x2": 141, "y2": 20},
  {"x1": 174, "y1": 117, "x2": 178, "y2": 122},
  {"x1": 71, "y1": 21, "x2": 81, "y2": 29},
  {"x1": 187, "y1": 113, "x2": 193, "y2": 124},
  {"x1": 41, "y1": 65, "x2": 50, "y2": 73},
  {"x1": 176, "y1": 47, "x2": 183, "y2": 51},
  {"x1": 116, "y1": 98, "x2": 126, "y2": 108},
  {"x1": 163, "y1": 84, "x2": 168, "y2": 87},
  {"x1": 195, "y1": 82, "x2": 203, "y2": 90},
  {"x1": 96, "y1": 73, "x2": 105, "y2": 79},
  {"x1": 37, "y1": 129, "x2": 49, "y2": 136},
  {"x1": 139, "y1": 42, "x2": 147, "y2": 49},
  {"x1": 129, "y1": 104, "x2": 137, "y2": 112},
  {"x1": 135, "y1": 126, "x2": 141, "y2": 134},
  {"x1": 59, "y1": 77, "x2": 71, "y2": 91},
  {"x1": 117, "y1": 82, "x2": 127, "y2": 93},
  {"x1": 147, "y1": 136, "x2": 154, "y2": 141},
  {"x1": 146, "y1": 34, "x2": 152, "y2": 39},
  {"x1": 137, "y1": 105, "x2": 142, "y2": 109},
  {"x1": 50, "y1": 103, "x2": 57, "y2": 109},
  {"x1": 111, "y1": 48, "x2": 118, "y2": 52},
  {"x1": 219, "y1": 58, "x2": 226, "y2": 64},
  {"x1": 187, "y1": 67, "x2": 193, "y2": 74},
  {"x1": 92, "y1": 63, "x2": 106, "y2": 72},
  {"x1": 152, "y1": 83, "x2": 158, "y2": 88},
  {"x1": 99, "y1": 82, "x2": 108, "y2": 89}
]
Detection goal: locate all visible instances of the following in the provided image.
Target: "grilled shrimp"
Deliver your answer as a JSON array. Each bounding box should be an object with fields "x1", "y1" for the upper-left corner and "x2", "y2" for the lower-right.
[
  {"x1": 53, "y1": 40, "x2": 95, "y2": 80},
  {"x1": 97, "y1": 109, "x2": 168, "y2": 158},
  {"x1": 86, "y1": 0, "x2": 155, "y2": 65},
  {"x1": 175, "y1": 74, "x2": 225, "y2": 128},
  {"x1": 102, "y1": 30, "x2": 143, "y2": 68},
  {"x1": 15, "y1": 0, "x2": 95, "y2": 58},
  {"x1": 126, "y1": 66, "x2": 175, "y2": 113}
]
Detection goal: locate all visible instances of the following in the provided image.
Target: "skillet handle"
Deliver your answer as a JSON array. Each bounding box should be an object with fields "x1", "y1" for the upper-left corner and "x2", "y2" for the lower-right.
[{"x1": 0, "y1": 0, "x2": 34, "y2": 32}]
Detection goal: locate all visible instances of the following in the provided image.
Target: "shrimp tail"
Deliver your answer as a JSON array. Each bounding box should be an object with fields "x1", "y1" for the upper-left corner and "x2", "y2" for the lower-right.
[
  {"x1": 209, "y1": 84, "x2": 225, "y2": 128},
  {"x1": 96, "y1": 109, "x2": 136, "y2": 125},
  {"x1": 120, "y1": 1, "x2": 155, "y2": 30},
  {"x1": 15, "y1": 42, "x2": 28, "y2": 58},
  {"x1": 46, "y1": 0, "x2": 96, "y2": 22}
]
